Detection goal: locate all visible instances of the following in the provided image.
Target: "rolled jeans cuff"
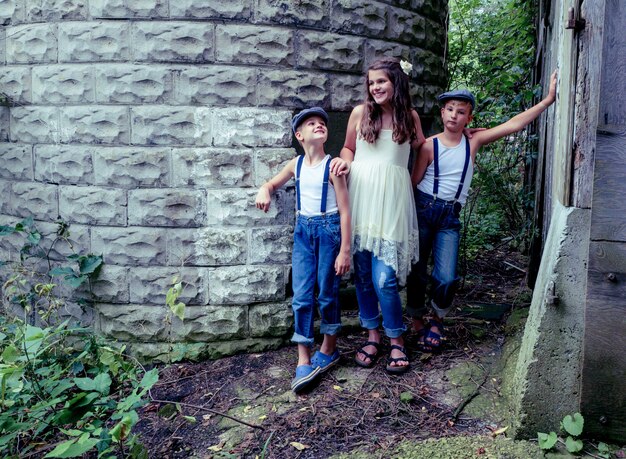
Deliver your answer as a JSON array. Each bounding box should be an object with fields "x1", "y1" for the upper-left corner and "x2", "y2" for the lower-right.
[
  {"x1": 291, "y1": 332, "x2": 314, "y2": 347},
  {"x1": 383, "y1": 324, "x2": 407, "y2": 338},
  {"x1": 359, "y1": 313, "x2": 381, "y2": 330},
  {"x1": 320, "y1": 323, "x2": 341, "y2": 336}
]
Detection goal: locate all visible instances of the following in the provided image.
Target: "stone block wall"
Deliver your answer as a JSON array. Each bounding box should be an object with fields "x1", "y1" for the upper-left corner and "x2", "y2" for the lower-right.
[{"x1": 0, "y1": 0, "x2": 447, "y2": 361}]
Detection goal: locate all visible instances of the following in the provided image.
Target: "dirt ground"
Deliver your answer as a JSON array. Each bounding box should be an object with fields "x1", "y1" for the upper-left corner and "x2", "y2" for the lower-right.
[{"x1": 135, "y1": 248, "x2": 533, "y2": 458}]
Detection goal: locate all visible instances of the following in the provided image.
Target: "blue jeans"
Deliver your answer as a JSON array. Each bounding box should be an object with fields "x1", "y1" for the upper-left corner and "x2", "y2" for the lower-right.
[
  {"x1": 291, "y1": 212, "x2": 342, "y2": 347},
  {"x1": 353, "y1": 250, "x2": 406, "y2": 338},
  {"x1": 407, "y1": 189, "x2": 462, "y2": 319}
]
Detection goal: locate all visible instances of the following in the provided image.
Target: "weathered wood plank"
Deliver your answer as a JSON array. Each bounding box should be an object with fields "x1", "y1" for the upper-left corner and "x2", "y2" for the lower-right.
[
  {"x1": 590, "y1": 126, "x2": 626, "y2": 242},
  {"x1": 571, "y1": 0, "x2": 606, "y2": 208},
  {"x1": 581, "y1": 241, "x2": 626, "y2": 440},
  {"x1": 599, "y1": 0, "x2": 626, "y2": 126}
]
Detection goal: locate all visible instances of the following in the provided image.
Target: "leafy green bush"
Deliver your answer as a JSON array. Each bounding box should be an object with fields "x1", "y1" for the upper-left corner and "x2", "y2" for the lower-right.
[
  {"x1": 448, "y1": 0, "x2": 539, "y2": 260},
  {"x1": 0, "y1": 218, "x2": 158, "y2": 457}
]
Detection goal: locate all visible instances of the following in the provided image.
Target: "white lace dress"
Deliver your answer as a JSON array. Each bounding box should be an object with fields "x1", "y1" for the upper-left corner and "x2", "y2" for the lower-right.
[{"x1": 348, "y1": 129, "x2": 419, "y2": 285}]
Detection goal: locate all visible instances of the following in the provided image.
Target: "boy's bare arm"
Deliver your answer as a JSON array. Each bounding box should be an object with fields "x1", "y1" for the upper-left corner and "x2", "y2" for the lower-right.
[
  {"x1": 411, "y1": 139, "x2": 435, "y2": 187},
  {"x1": 473, "y1": 70, "x2": 557, "y2": 149},
  {"x1": 255, "y1": 158, "x2": 296, "y2": 213},
  {"x1": 331, "y1": 174, "x2": 351, "y2": 275}
]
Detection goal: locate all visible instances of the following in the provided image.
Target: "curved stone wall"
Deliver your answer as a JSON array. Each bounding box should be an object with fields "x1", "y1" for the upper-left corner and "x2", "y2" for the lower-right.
[{"x1": 0, "y1": 0, "x2": 447, "y2": 360}]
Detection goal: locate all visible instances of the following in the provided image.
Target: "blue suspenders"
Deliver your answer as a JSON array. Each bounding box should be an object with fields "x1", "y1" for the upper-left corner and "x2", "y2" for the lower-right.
[
  {"x1": 295, "y1": 155, "x2": 331, "y2": 215},
  {"x1": 432, "y1": 136, "x2": 471, "y2": 203}
]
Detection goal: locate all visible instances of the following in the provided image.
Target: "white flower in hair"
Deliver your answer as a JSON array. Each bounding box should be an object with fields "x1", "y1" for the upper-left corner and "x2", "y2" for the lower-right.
[{"x1": 400, "y1": 60, "x2": 413, "y2": 75}]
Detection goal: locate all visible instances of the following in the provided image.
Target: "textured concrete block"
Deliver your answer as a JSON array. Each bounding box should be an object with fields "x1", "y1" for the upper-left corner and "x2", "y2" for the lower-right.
[
  {"x1": 212, "y1": 108, "x2": 292, "y2": 147},
  {"x1": 131, "y1": 106, "x2": 211, "y2": 146},
  {"x1": 215, "y1": 25, "x2": 294, "y2": 66},
  {"x1": 423, "y1": 84, "x2": 443, "y2": 115},
  {"x1": 60, "y1": 106, "x2": 129, "y2": 144},
  {"x1": 248, "y1": 302, "x2": 293, "y2": 338},
  {"x1": 0, "y1": 108, "x2": 8, "y2": 142},
  {"x1": 330, "y1": 74, "x2": 364, "y2": 112},
  {"x1": 171, "y1": 66, "x2": 256, "y2": 106},
  {"x1": 171, "y1": 148, "x2": 253, "y2": 187},
  {"x1": 175, "y1": 306, "x2": 248, "y2": 342},
  {"x1": 209, "y1": 265, "x2": 285, "y2": 304},
  {"x1": 90, "y1": 0, "x2": 168, "y2": 18},
  {"x1": 59, "y1": 185, "x2": 127, "y2": 226},
  {"x1": 364, "y1": 39, "x2": 412, "y2": 67},
  {"x1": 90, "y1": 265, "x2": 129, "y2": 303},
  {"x1": 206, "y1": 188, "x2": 293, "y2": 226},
  {"x1": 31, "y1": 220, "x2": 91, "y2": 262},
  {"x1": 249, "y1": 226, "x2": 293, "y2": 264},
  {"x1": 387, "y1": 7, "x2": 425, "y2": 45},
  {"x1": 95, "y1": 65, "x2": 172, "y2": 104},
  {"x1": 297, "y1": 31, "x2": 364, "y2": 71},
  {"x1": 257, "y1": 70, "x2": 330, "y2": 108},
  {"x1": 10, "y1": 106, "x2": 59, "y2": 144},
  {"x1": 93, "y1": 147, "x2": 170, "y2": 188},
  {"x1": 330, "y1": 0, "x2": 387, "y2": 37},
  {"x1": 34, "y1": 145, "x2": 94, "y2": 184},
  {"x1": 0, "y1": 144, "x2": 33, "y2": 181},
  {"x1": 128, "y1": 266, "x2": 209, "y2": 305},
  {"x1": 254, "y1": 148, "x2": 295, "y2": 186},
  {"x1": 8, "y1": 181, "x2": 58, "y2": 220},
  {"x1": 414, "y1": 48, "x2": 445, "y2": 84},
  {"x1": 170, "y1": 0, "x2": 252, "y2": 19},
  {"x1": 0, "y1": 1, "x2": 25, "y2": 26},
  {"x1": 423, "y1": 17, "x2": 446, "y2": 53},
  {"x1": 59, "y1": 22, "x2": 131, "y2": 62},
  {"x1": 0, "y1": 66, "x2": 32, "y2": 104},
  {"x1": 6, "y1": 23, "x2": 57, "y2": 64},
  {"x1": 32, "y1": 65, "x2": 95, "y2": 104},
  {"x1": 128, "y1": 189, "x2": 206, "y2": 227},
  {"x1": 97, "y1": 304, "x2": 168, "y2": 341},
  {"x1": 97, "y1": 304, "x2": 248, "y2": 343},
  {"x1": 92, "y1": 227, "x2": 167, "y2": 266},
  {"x1": 26, "y1": 0, "x2": 88, "y2": 21},
  {"x1": 167, "y1": 228, "x2": 247, "y2": 266},
  {"x1": 255, "y1": 0, "x2": 328, "y2": 27},
  {"x1": 132, "y1": 22, "x2": 214, "y2": 63}
]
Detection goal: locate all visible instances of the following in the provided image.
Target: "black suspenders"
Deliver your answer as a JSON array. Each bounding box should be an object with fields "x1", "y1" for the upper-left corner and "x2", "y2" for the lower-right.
[
  {"x1": 432, "y1": 136, "x2": 471, "y2": 203},
  {"x1": 295, "y1": 155, "x2": 331, "y2": 215}
]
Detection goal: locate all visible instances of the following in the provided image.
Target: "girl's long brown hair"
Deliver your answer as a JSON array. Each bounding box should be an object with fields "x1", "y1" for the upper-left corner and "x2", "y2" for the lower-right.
[{"x1": 359, "y1": 57, "x2": 416, "y2": 145}]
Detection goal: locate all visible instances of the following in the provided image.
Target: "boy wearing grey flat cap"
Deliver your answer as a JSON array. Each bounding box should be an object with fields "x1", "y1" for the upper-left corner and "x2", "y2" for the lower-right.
[
  {"x1": 407, "y1": 71, "x2": 558, "y2": 353},
  {"x1": 255, "y1": 107, "x2": 351, "y2": 393}
]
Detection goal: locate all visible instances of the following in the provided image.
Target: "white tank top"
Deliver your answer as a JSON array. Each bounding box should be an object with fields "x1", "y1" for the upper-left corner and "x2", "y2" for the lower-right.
[
  {"x1": 417, "y1": 136, "x2": 474, "y2": 205},
  {"x1": 297, "y1": 155, "x2": 338, "y2": 217}
]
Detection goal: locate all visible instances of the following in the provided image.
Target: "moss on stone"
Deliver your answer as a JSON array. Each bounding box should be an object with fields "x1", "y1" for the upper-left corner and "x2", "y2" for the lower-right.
[{"x1": 332, "y1": 435, "x2": 545, "y2": 459}]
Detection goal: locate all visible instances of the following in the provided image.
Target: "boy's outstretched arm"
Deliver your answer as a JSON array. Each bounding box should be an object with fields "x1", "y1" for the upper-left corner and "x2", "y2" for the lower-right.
[
  {"x1": 474, "y1": 70, "x2": 557, "y2": 148},
  {"x1": 331, "y1": 174, "x2": 351, "y2": 275},
  {"x1": 255, "y1": 157, "x2": 297, "y2": 213}
]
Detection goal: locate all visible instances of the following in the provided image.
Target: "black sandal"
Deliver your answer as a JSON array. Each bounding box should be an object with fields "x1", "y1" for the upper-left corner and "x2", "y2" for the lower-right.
[
  {"x1": 354, "y1": 341, "x2": 381, "y2": 368},
  {"x1": 385, "y1": 344, "x2": 410, "y2": 375}
]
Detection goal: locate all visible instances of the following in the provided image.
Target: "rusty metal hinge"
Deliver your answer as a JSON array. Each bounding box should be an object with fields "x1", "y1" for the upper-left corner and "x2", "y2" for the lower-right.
[{"x1": 565, "y1": 7, "x2": 586, "y2": 31}]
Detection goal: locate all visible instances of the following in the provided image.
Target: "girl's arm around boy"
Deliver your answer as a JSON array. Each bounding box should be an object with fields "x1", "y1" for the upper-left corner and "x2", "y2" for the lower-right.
[{"x1": 332, "y1": 173, "x2": 351, "y2": 276}]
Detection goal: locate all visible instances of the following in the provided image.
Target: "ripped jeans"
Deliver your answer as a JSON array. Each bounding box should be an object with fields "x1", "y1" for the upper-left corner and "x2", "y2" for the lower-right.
[{"x1": 353, "y1": 250, "x2": 406, "y2": 338}]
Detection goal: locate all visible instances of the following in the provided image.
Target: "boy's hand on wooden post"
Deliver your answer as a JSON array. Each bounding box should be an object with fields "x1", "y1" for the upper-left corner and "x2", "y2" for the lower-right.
[
  {"x1": 542, "y1": 70, "x2": 558, "y2": 107},
  {"x1": 255, "y1": 186, "x2": 272, "y2": 213},
  {"x1": 334, "y1": 251, "x2": 351, "y2": 276}
]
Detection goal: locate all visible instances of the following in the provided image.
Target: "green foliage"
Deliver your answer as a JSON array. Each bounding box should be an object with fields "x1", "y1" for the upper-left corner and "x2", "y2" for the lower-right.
[
  {"x1": 0, "y1": 219, "x2": 158, "y2": 457},
  {"x1": 448, "y1": 0, "x2": 539, "y2": 259},
  {"x1": 536, "y1": 412, "x2": 611, "y2": 455}
]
